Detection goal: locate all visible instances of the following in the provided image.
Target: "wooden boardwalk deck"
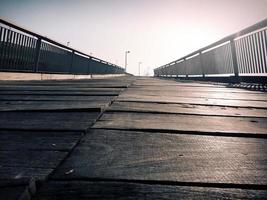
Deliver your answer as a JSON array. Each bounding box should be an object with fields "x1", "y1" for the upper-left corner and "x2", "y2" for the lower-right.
[{"x1": 0, "y1": 77, "x2": 267, "y2": 199}]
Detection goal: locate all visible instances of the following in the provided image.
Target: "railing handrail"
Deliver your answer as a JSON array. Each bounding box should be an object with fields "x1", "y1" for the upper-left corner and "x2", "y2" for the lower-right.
[
  {"x1": 0, "y1": 18, "x2": 123, "y2": 70},
  {"x1": 156, "y1": 18, "x2": 267, "y2": 69}
]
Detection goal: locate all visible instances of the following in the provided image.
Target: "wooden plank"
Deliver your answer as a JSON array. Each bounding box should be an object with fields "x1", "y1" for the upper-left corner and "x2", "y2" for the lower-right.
[
  {"x1": 0, "y1": 130, "x2": 82, "y2": 151},
  {"x1": 122, "y1": 89, "x2": 267, "y2": 101},
  {"x1": 129, "y1": 86, "x2": 264, "y2": 94},
  {"x1": 0, "y1": 111, "x2": 100, "y2": 131},
  {"x1": 0, "y1": 185, "x2": 31, "y2": 200},
  {"x1": 0, "y1": 100, "x2": 111, "y2": 111},
  {"x1": 0, "y1": 95, "x2": 114, "y2": 101},
  {"x1": 52, "y1": 129, "x2": 267, "y2": 185},
  {"x1": 0, "y1": 82, "x2": 130, "y2": 87},
  {"x1": 0, "y1": 83, "x2": 131, "y2": 88},
  {"x1": 117, "y1": 94, "x2": 267, "y2": 108},
  {"x1": 33, "y1": 181, "x2": 267, "y2": 200},
  {"x1": 0, "y1": 86, "x2": 123, "y2": 92},
  {"x1": 0, "y1": 151, "x2": 68, "y2": 168},
  {"x1": 108, "y1": 101, "x2": 267, "y2": 118},
  {"x1": 93, "y1": 112, "x2": 267, "y2": 136},
  {"x1": 0, "y1": 88, "x2": 122, "y2": 96},
  {"x1": 0, "y1": 166, "x2": 54, "y2": 180}
]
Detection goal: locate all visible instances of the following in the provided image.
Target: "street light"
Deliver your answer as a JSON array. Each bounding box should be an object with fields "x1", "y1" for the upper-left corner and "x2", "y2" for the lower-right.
[
  {"x1": 125, "y1": 51, "x2": 130, "y2": 72},
  {"x1": 138, "y1": 62, "x2": 142, "y2": 76}
]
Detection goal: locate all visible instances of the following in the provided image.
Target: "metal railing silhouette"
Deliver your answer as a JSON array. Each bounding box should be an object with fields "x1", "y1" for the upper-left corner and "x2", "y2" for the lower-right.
[
  {"x1": 154, "y1": 18, "x2": 267, "y2": 81},
  {"x1": 0, "y1": 18, "x2": 125, "y2": 74}
]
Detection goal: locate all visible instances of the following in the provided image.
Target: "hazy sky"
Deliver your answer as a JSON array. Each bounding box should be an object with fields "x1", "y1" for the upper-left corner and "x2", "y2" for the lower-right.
[{"x1": 1, "y1": 0, "x2": 267, "y2": 75}]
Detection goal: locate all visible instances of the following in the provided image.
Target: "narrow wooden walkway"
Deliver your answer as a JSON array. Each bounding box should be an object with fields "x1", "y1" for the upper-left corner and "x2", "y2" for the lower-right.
[{"x1": 1, "y1": 77, "x2": 267, "y2": 199}]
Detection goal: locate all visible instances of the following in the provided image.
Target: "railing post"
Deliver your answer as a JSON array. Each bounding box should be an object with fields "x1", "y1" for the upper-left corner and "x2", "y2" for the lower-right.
[
  {"x1": 184, "y1": 59, "x2": 188, "y2": 78},
  {"x1": 69, "y1": 50, "x2": 75, "y2": 73},
  {"x1": 230, "y1": 39, "x2": 239, "y2": 78},
  {"x1": 199, "y1": 52, "x2": 205, "y2": 78},
  {"x1": 87, "y1": 57, "x2": 91, "y2": 75},
  {"x1": 34, "y1": 37, "x2": 41, "y2": 72}
]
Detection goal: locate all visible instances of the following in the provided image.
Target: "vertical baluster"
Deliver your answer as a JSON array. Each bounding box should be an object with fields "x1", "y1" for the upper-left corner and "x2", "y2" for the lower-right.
[
  {"x1": 6, "y1": 30, "x2": 14, "y2": 69},
  {"x1": 34, "y1": 37, "x2": 41, "y2": 72},
  {"x1": 245, "y1": 36, "x2": 252, "y2": 74},
  {"x1": 70, "y1": 50, "x2": 75, "y2": 73},
  {"x1": 230, "y1": 39, "x2": 239, "y2": 78},
  {"x1": 12, "y1": 32, "x2": 18, "y2": 69},
  {"x1": 25, "y1": 37, "x2": 31, "y2": 71},
  {"x1": 260, "y1": 30, "x2": 267, "y2": 73},
  {"x1": 0, "y1": 27, "x2": 4, "y2": 68},
  {"x1": 25, "y1": 36, "x2": 31, "y2": 70},
  {"x1": 255, "y1": 32, "x2": 263, "y2": 73},
  {"x1": 16, "y1": 33, "x2": 22, "y2": 68},
  {"x1": 253, "y1": 34, "x2": 260, "y2": 73},
  {"x1": 21, "y1": 35, "x2": 27, "y2": 69},
  {"x1": 239, "y1": 38, "x2": 245, "y2": 74},
  {"x1": 3, "y1": 28, "x2": 11, "y2": 68},
  {"x1": 249, "y1": 35, "x2": 257, "y2": 73}
]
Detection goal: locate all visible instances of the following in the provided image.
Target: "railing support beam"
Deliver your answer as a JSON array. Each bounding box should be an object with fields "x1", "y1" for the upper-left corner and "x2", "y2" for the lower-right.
[
  {"x1": 230, "y1": 39, "x2": 239, "y2": 78},
  {"x1": 34, "y1": 37, "x2": 41, "y2": 72}
]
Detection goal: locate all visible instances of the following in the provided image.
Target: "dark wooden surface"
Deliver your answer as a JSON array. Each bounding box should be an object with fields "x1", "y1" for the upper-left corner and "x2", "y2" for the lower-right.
[
  {"x1": 52, "y1": 129, "x2": 267, "y2": 185},
  {"x1": 0, "y1": 76, "x2": 134, "y2": 200},
  {"x1": 33, "y1": 181, "x2": 267, "y2": 200},
  {"x1": 1, "y1": 77, "x2": 267, "y2": 199},
  {"x1": 108, "y1": 101, "x2": 267, "y2": 117}
]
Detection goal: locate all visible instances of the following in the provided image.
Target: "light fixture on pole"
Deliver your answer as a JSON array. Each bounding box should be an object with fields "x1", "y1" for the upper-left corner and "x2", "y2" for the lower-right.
[
  {"x1": 125, "y1": 51, "x2": 130, "y2": 72},
  {"x1": 138, "y1": 62, "x2": 142, "y2": 76}
]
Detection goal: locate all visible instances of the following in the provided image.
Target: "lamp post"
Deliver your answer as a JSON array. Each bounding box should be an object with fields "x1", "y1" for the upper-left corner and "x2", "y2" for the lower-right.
[
  {"x1": 125, "y1": 51, "x2": 130, "y2": 72},
  {"x1": 138, "y1": 62, "x2": 142, "y2": 76}
]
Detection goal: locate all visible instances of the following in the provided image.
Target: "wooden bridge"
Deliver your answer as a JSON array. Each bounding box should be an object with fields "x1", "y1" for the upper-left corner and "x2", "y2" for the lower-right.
[
  {"x1": 0, "y1": 76, "x2": 267, "y2": 199},
  {"x1": 1, "y1": 18, "x2": 267, "y2": 199}
]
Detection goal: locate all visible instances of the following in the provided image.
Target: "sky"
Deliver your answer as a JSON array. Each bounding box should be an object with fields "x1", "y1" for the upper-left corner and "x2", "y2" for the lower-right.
[{"x1": 1, "y1": 0, "x2": 267, "y2": 76}]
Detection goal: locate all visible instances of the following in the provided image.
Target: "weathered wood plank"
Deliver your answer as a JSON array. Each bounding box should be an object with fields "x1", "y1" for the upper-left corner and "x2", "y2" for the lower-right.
[
  {"x1": 108, "y1": 101, "x2": 267, "y2": 118},
  {"x1": 129, "y1": 86, "x2": 264, "y2": 94},
  {"x1": 0, "y1": 151, "x2": 68, "y2": 168},
  {"x1": 0, "y1": 185, "x2": 31, "y2": 200},
  {"x1": 33, "y1": 181, "x2": 267, "y2": 200},
  {"x1": 93, "y1": 112, "x2": 267, "y2": 136},
  {"x1": 52, "y1": 129, "x2": 267, "y2": 185},
  {"x1": 0, "y1": 89, "x2": 121, "y2": 96},
  {"x1": 0, "y1": 95, "x2": 114, "y2": 101},
  {"x1": 117, "y1": 95, "x2": 267, "y2": 108},
  {"x1": 0, "y1": 111, "x2": 100, "y2": 131},
  {"x1": 0, "y1": 100, "x2": 111, "y2": 111},
  {"x1": 122, "y1": 89, "x2": 267, "y2": 101},
  {"x1": 0, "y1": 130, "x2": 82, "y2": 151},
  {"x1": 0, "y1": 167, "x2": 54, "y2": 180}
]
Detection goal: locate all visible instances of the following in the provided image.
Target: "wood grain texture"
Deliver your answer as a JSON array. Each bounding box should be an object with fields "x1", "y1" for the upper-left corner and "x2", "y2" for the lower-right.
[
  {"x1": 122, "y1": 89, "x2": 267, "y2": 101},
  {"x1": 0, "y1": 130, "x2": 82, "y2": 180},
  {"x1": 129, "y1": 85, "x2": 264, "y2": 93},
  {"x1": 0, "y1": 130, "x2": 82, "y2": 151},
  {"x1": 117, "y1": 94, "x2": 267, "y2": 108},
  {"x1": 0, "y1": 185, "x2": 31, "y2": 200},
  {"x1": 0, "y1": 95, "x2": 114, "y2": 101},
  {"x1": 0, "y1": 151, "x2": 68, "y2": 168},
  {"x1": 0, "y1": 111, "x2": 100, "y2": 131},
  {"x1": 109, "y1": 101, "x2": 267, "y2": 118},
  {"x1": 93, "y1": 112, "x2": 267, "y2": 136},
  {"x1": 0, "y1": 100, "x2": 111, "y2": 111},
  {"x1": 33, "y1": 181, "x2": 267, "y2": 200},
  {"x1": 0, "y1": 167, "x2": 53, "y2": 180},
  {"x1": 52, "y1": 129, "x2": 267, "y2": 185},
  {"x1": 0, "y1": 88, "x2": 122, "y2": 96}
]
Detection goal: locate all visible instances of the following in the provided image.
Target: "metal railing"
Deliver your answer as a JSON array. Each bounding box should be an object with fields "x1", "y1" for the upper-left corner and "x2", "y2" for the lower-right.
[
  {"x1": 0, "y1": 18, "x2": 125, "y2": 74},
  {"x1": 154, "y1": 18, "x2": 267, "y2": 80}
]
